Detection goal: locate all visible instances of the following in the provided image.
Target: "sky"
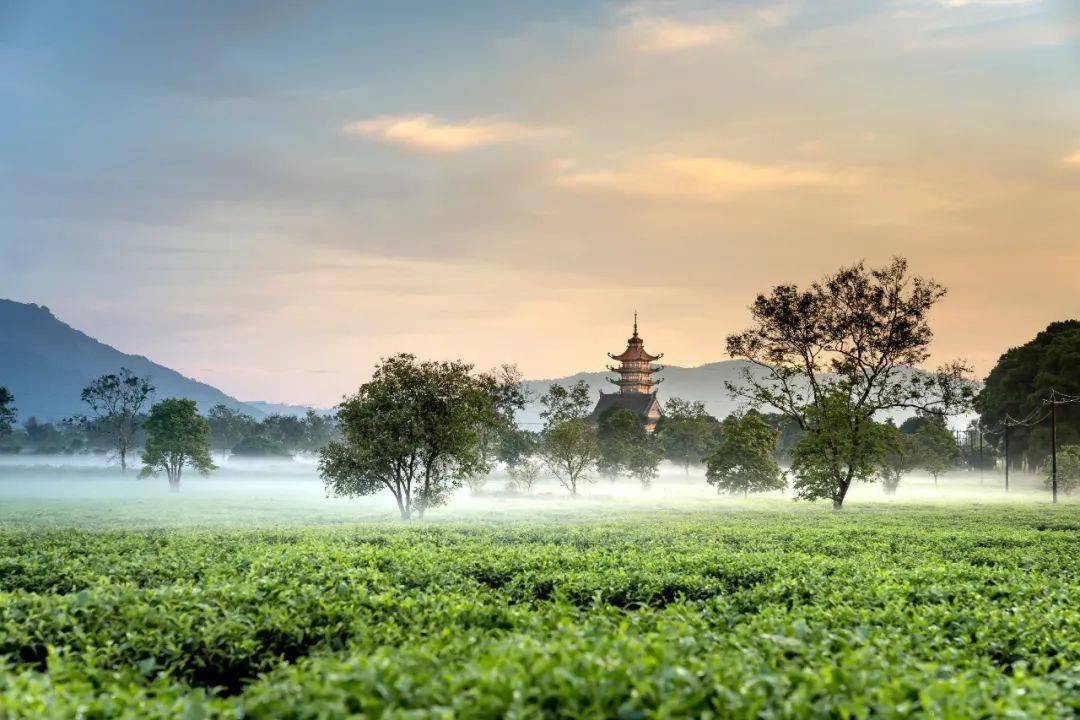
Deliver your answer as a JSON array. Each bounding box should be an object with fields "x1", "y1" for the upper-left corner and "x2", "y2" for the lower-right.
[{"x1": 2, "y1": 0, "x2": 1079, "y2": 405}]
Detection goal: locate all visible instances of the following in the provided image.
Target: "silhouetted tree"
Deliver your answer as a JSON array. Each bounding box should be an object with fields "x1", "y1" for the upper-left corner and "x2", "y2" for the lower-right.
[
  {"x1": 0, "y1": 387, "x2": 15, "y2": 438},
  {"x1": 81, "y1": 368, "x2": 154, "y2": 471},
  {"x1": 726, "y1": 257, "x2": 971, "y2": 508}
]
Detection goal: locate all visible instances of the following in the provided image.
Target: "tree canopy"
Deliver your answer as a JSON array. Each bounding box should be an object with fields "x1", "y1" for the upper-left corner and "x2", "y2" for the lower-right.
[
  {"x1": 80, "y1": 368, "x2": 154, "y2": 472},
  {"x1": 976, "y1": 320, "x2": 1080, "y2": 468},
  {"x1": 0, "y1": 387, "x2": 15, "y2": 438},
  {"x1": 319, "y1": 354, "x2": 500, "y2": 519},
  {"x1": 705, "y1": 412, "x2": 786, "y2": 497},
  {"x1": 726, "y1": 257, "x2": 970, "y2": 508},
  {"x1": 655, "y1": 398, "x2": 720, "y2": 472},
  {"x1": 139, "y1": 399, "x2": 215, "y2": 491}
]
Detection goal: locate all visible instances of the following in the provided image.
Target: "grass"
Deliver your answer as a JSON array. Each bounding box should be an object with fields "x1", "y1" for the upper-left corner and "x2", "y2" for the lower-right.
[{"x1": 0, "y1": 483, "x2": 1077, "y2": 718}]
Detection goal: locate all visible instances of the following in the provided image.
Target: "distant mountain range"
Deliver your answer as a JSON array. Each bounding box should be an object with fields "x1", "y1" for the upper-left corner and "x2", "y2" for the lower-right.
[{"x1": 0, "y1": 299, "x2": 299, "y2": 421}]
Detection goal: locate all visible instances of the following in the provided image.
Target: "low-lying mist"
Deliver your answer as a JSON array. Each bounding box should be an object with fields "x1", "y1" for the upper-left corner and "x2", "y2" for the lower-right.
[{"x1": 0, "y1": 454, "x2": 1068, "y2": 529}]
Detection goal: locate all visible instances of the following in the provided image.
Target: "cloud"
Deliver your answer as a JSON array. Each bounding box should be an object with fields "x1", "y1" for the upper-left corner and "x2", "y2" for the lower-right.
[
  {"x1": 933, "y1": 0, "x2": 1041, "y2": 6},
  {"x1": 556, "y1": 155, "x2": 860, "y2": 201},
  {"x1": 621, "y1": 17, "x2": 741, "y2": 53},
  {"x1": 343, "y1": 114, "x2": 546, "y2": 153},
  {"x1": 1064, "y1": 150, "x2": 1080, "y2": 167}
]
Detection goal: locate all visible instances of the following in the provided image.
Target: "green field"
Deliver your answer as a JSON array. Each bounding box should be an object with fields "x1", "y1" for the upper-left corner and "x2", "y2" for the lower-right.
[{"x1": 1, "y1": 500, "x2": 1078, "y2": 718}]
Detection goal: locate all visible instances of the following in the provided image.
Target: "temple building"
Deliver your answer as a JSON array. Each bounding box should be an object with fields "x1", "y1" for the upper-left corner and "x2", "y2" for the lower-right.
[{"x1": 590, "y1": 314, "x2": 664, "y2": 431}]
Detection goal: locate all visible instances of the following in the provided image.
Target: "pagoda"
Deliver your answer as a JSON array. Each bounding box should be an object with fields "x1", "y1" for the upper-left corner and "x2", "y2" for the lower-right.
[{"x1": 589, "y1": 313, "x2": 664, "y2": 431}]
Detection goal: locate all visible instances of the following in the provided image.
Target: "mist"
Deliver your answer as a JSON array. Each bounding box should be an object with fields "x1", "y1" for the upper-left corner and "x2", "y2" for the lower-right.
[{"x1": 0, "y1": 453, "x2": 1065, "y2": 529}]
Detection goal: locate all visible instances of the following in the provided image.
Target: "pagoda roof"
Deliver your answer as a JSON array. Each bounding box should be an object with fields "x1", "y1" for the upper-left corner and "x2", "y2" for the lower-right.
[
  {"x1": 609, "y1": 342, "x2": 662, "y2": 362},
  {"x1": 589, "y1": 391, "x2": 662, "y2": 422}
]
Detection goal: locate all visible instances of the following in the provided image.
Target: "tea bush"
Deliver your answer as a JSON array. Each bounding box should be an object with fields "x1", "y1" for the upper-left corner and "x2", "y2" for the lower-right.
[{"x1": 0, "y1": 504, "x2": 1077, "y2": 718}]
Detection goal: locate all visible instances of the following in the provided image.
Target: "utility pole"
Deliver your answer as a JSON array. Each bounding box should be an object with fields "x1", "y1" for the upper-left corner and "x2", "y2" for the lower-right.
[
  {"x1": 1050, "y1": 401, "x2": 1058, "y2": 504},
  {"x1": 978, "y1": 426, "x2": 984, "y2": 485},
  {"x1": 1003, "y1": 420, "x2": 1009, "y2": 492}
]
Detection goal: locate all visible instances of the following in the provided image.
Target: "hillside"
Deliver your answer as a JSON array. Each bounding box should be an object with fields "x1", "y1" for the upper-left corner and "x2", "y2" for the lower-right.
[{"x1": 0, "y1": 299, "x2": 263, "y2": 421}]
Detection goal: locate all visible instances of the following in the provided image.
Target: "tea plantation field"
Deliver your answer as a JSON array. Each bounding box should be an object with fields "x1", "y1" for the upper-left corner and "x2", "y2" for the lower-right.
[{"x1": 1, "y1": 504, "x2": 1077, "y2": 718}]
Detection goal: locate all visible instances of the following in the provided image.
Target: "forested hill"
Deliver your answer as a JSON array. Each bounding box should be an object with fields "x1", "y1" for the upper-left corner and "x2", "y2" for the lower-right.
[{"x1": 0, "y1": 299, "x2": 264, "y2": 421}]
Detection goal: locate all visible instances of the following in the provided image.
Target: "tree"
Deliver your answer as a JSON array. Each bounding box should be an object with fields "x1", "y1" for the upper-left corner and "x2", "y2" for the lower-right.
[
  {"x1": 656, "y1": 398, "x2": 720, "y2": 473},
  {"x1": 912, "y1": 416, "x2": 960, "y2": 487},
  {"x1": 319, "y1": 354, "x2": 498, "y2": 520},
  {"x1": 0, "y1": 387, "x2": 15, "y2": 438},
  {"x1": 81, "y1": 368, "x2": 154, "y2": 472},
  {"x1": 508, "y1": 458, "x2": 542, "y2": 494},
  {"x1": 726, "y1": 257, "x2": 971, "y2": 508},
  {"x1": 876, "y1": 421, "x2": 917, "y2": 495},
  {"x1": 300, "y1": 409, "x2": 337, "y2": 453},
  {"x1": 1045, "y1": 445, "x2": 1080, "y2": 495},
  {"x1": 706, "y1": 412, "x2": 786, "y2": 497},
  {"x1": 468, "y1": 365, "x2": 528, "y2": 492},
  {"x1": 625, "y1": 439, "x2": 663, "y2": 490},
  {"x1": 206, "y1": 404, "x2": 260, "y2": 451},
  {"x1": 596, "y1": 406, "x2": 647, "y2": 480},
  {"x1": 139, "y1": 399, "x2": 215, "y2": 491},
  {"x1": 537, "y1": 382, "x2": 598, "y2": 497},
  {"x1": 539, "y1": 380, "x2": 593, "y2": 425},
  {"x1": 976, "y1": 321, "x2": 1079, "y2": 469}
]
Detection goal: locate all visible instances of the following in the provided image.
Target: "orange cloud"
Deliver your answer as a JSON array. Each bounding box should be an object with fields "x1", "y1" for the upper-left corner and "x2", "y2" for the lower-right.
[
  {"x1": 622, "y1": 17, "x2": 740, "y2": 53},
  {"x1": 556, "y1": 155, "x2": 860, "y2": 200},
  {"x1": 343, "y1": 115, "x2": 546, "y2": 153},
  {"x1": 1063, "y1": 150, "x2": 1080, "y2": 167}
]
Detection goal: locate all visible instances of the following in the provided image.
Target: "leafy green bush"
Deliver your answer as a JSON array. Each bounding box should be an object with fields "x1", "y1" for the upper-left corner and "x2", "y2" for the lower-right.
[{"x1": 0, "y1": 506, "x2": 1077, "y2": 717}]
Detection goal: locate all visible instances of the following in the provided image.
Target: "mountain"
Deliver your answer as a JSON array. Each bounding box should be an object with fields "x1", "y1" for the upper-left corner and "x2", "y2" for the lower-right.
[
  {"x1": 519, "y1": 360, "x2": 773, "y2": 428},
  {"x1": 0, "y1": 299, "x2": 264, "y2": 421},
  {"x1": 243, "y1": 401, "x2": 333, "y2": 418}
]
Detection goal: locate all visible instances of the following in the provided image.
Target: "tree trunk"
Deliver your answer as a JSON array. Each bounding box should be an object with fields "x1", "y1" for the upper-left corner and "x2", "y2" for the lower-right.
[
  {"x1": 119, "y1": 447, "x2": 127, "y2": 473},
  {"x1": 832, "y1": 497, "x2": 843, "y2": 510}
]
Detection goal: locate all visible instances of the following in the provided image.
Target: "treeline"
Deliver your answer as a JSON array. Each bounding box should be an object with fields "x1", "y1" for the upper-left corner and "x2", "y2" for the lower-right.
[
  {"x1": 1, "y1": 258, "x2": 1077, "y2": 509},
  {"x1": 0, "y1": 370, "x2": 337, "y2": 462}
]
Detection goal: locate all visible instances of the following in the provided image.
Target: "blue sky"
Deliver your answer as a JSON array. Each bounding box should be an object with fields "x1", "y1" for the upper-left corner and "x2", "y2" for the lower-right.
[{"x1": 3, "y1": 1, "x2": 1079, "y2": 404}]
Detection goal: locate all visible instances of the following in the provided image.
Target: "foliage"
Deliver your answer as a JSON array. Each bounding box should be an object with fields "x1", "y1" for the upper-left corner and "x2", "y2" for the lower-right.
[
  {"x1": 0, "y1": 506, "x2": 1077, "y2": 717},
  {"x1": 1044, "y1": 445, "x2": 1080, "y2": 495},
  {"x1": 726, "y1": 257, "x2": 971, "y2": 508},
  {"x1": 538, "y1": 380, "x2": 592, "y2": 425},
  {"x1": 470, "y1": 365, "x2": 528, "y2": 488},
  {"x1": 206, "y1": 405, "x2": 261, "y2": 451},
  {"x1": 319, "y1": 354, "x2": 498, "y2": 519},
  {"x1": 912, "y1": 416, "x2": 960, "y2": 485},
  {"x1": 139, "y1": 399, "x2": 215, "y2": 490},
  {"x1": 705, "y1": 412, "x2": 786, "y2": 496},
  {"x1": 0, "y1": 386, "x2": 15, "y2": 437},
  {"x1": 789, "y1": 388, "x2": 888, "y2": 505},
  {"x1": 231, "y1": 436, "x2": 292, "y2": 458},
  {"x1": 537, "y1": 419, "x2": 598, "y2": 497},
  {"x1": 80, "y1": 369, "x2": 155, "y2": 472},
  {"x1": 977, "y1": 320, "x2": 1080, "y2": 468},
  {"x1": 876, "y1": 421, "x2": 917, "y2": 495},
  {"x1": 655, "y1": 398, "x2": 720, "y2": 472},
  {"x1": 596, "y1": 406, "x2": 648, "y2": 480},
  {"x1": 507, "y1": 458, "x2": 542, "y2": 494}
]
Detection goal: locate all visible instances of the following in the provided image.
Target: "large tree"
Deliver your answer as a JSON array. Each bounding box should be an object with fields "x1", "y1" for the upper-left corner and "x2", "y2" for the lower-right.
[
  {"x1": 1045, "y1": 445, "x2": 1080, "y2": 496},
  {"x1": 81, "y1": 368, "x2": 154, "y2": 472},
  {"x1": 726, "y1": 257, "x2": 970, "y2": 508},
  {"x1": 976, "y1": 320, "x2": 1080, "y2": 469},
  {"x1": 706, "y1": 412, "x2": 786, "y2": 497},
  {"x1": 139, "y1": 399, "x2": 215, "y2": 491},
  {"x1": 0, "y1": 387, "x2": 15, "y2": 438},
  {"x1": 656, "y1": 398, "x2": 720, "y2": 473},
  {"x1": 319, "y1": 354, "x2": 499, "y2": 520},
  {"x1": 537, "y1": 381, "x2": 598, "y2": 497}
]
